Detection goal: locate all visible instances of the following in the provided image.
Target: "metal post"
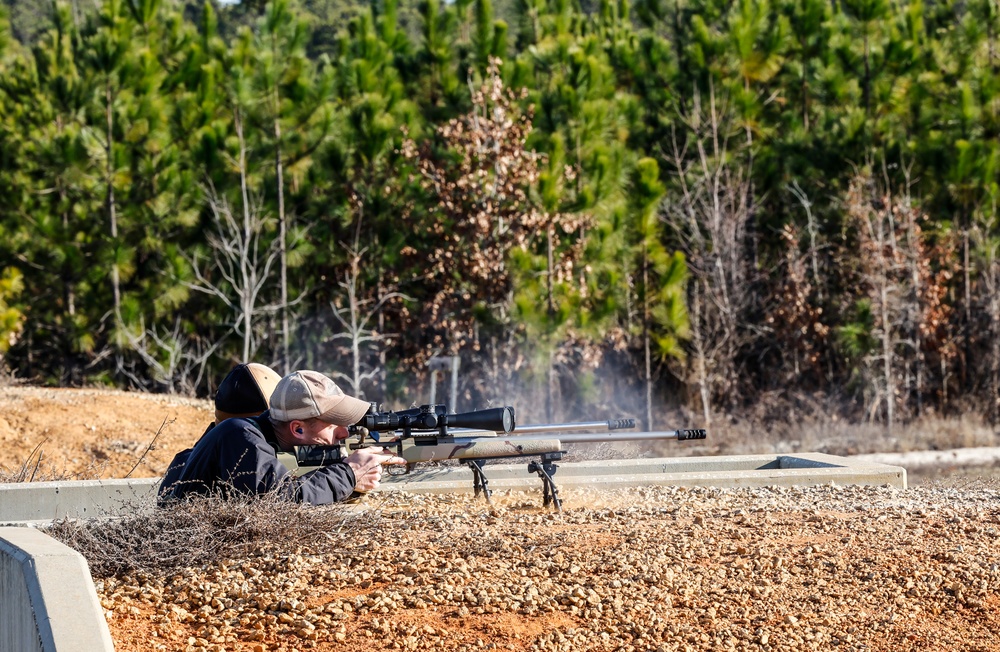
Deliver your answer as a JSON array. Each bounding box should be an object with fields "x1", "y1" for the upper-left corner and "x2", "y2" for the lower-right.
[{"x1": 449, "y1": 356, "x2": 460, "y2": 413}]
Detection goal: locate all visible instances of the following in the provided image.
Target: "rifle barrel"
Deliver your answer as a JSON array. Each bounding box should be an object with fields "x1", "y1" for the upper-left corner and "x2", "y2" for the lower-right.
[{"x1": 514, "y1": 430, "x2": 707, "y2": 443}]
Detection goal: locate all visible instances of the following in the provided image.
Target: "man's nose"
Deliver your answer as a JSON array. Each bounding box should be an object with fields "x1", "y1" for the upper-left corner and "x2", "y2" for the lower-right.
[{"x1": 333, "y1": 425, "x2": 350, "y2": 441}]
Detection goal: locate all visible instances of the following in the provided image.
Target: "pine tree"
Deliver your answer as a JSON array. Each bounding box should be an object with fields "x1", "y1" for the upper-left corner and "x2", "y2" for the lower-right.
[
  {"x1": 624, "y1": 157, "x2": 688, "y2": 430},
  {"x1": 253, "y1": 0, "x2": 331, "y2": 373}
]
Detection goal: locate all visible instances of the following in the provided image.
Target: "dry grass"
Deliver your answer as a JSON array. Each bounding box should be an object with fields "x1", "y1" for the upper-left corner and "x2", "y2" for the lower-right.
[
  {"x1": 44, "y1": 492, "x2": 377, "y2": 579},
  {"x1": 660, "y1": 390, "x2": 1000, "y2": 458}
]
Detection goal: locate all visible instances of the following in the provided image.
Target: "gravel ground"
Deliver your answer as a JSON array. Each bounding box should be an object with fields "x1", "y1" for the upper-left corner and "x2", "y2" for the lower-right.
[{"x1": 97, "y1": 482, "x2": 1000, "y2": 652}]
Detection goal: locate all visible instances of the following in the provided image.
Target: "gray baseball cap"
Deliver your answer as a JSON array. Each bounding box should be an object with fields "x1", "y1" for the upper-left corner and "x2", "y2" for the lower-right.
[{"x1": 269, "y1": 370, "x2": 370, "y2": 425}]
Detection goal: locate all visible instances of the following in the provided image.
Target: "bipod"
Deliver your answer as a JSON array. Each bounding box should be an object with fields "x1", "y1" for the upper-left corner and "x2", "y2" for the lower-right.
[
  {"x1": 467, "y1": 459, "x2": 493, "y2": 505},
  {"x1": 527, "y1": 451, "x2": 563, "y2": 513}
]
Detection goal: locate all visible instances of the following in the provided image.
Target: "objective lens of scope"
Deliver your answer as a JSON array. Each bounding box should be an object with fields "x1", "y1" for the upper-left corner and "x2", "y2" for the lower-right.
[{"x1": 502, "y1": 406, "x2": 515, "y2": 432}]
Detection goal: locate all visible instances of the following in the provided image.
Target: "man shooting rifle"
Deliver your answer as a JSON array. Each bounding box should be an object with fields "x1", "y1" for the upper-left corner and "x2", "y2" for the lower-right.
[{"x1": 159, "y1": 370, "x2": 404, "y2": 505}]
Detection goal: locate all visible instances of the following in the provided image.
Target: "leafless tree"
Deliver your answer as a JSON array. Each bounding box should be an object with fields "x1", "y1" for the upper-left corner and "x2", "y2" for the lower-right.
[
  {"x1": 182, "y1": 111, "x2": 284, "y2": 362},
  {"x1": 662, "y1": 83, "x2": 757, "y2": 426},
  {"x1": 116, "y1": 316, "x2": 227, "y2": 394},
  {"x1": 787, "y1": 180, "x2": 824, "y2": 303},
  {"x1": 328, "y1": 246, "x2": 410, "y2": 399}
]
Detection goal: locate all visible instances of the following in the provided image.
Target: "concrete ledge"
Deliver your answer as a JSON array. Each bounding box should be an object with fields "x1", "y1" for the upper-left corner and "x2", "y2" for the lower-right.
[
  {"x1": 0, "y1": 479, "x2": 159, "y2": 525},
  {"x1": 378, "y1": 453, "x2": 907, "y2": 494},
  {"x1": 0, "y1": 527, "x2": 114, "y2": 652},
  {"x1": 0, "y1": 454, "x2": 906, "y2": 525}
]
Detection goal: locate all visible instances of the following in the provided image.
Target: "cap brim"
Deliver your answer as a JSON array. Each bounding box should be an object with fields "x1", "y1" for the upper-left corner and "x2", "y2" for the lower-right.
[{"x1": 317, "y1": 394, "x2": 371, "y2": 426}]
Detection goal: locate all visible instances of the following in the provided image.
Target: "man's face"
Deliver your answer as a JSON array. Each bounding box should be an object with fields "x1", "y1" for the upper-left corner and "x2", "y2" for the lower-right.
[{"x1": 298, "y1": 418, "x2": 350, "y2": 446}]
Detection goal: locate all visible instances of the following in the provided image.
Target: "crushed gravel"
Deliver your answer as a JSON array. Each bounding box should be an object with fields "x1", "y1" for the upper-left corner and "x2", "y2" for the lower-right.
[{"x1": 98, "y1": 482, "x2": 1000, "y2": 652}]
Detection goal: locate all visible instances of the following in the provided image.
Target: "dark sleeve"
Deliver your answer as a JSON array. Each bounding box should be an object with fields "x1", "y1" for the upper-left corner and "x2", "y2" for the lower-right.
[
  {"x1": 219, "y1": 433, "x2": 358, "y2": 505},
  {"x1": 285, "y1": 465, "x2": 359, "y2": 505},
  {"x1": 158, "y1": 423, "x2": 215, "y2": 502}
]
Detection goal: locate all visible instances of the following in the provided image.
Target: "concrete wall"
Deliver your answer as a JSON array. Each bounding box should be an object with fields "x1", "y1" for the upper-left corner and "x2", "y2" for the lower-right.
[
  {"x1": 0, "y1": 455, "x2": 906, "y2": 526},
  {"x1": 0, "y1": 478, "x2": 159, "y2": 525},
  {"x1": 0, "y1": 528, "x2": 114, "y2": 652}
]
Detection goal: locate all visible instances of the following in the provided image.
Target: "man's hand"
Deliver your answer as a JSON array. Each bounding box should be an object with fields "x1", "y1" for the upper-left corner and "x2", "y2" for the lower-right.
[{"x1": 344, "y1": 447, "x2": 406, "y2": 493}]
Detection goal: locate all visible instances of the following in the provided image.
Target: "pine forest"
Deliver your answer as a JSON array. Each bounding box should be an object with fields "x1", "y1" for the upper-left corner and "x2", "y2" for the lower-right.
[{"x1": 2, "y1": 0, "x2": 999, "y2": 436}]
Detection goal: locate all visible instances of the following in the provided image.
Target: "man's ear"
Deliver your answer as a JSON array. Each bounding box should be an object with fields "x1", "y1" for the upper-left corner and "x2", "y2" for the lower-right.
[{"x1": 290, "y1": 420, "x2": 306, "y2": 439}]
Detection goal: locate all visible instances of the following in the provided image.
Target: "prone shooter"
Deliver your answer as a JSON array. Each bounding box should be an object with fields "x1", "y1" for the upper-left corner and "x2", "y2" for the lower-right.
[{"x1": 286, "y1": 403, "x2": 707, "y2": 512}]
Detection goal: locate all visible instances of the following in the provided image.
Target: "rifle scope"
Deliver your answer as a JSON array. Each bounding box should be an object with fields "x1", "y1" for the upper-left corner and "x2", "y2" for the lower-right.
[{"x1": 358, "y1": 404, "x2": 516, "y2": 435}]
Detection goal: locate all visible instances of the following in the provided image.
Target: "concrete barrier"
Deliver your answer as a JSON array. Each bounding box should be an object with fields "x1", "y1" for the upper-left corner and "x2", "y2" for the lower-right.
[
  {"x1": 0, "y1": 453, "x2": 906, "y2": 525},
  {"x1": 0, "y1": 479, "x2": 159, "y2": 526},
  {"x1": 378, "y1": 452, "x2": 908, "y2": 495},
  {"x1": 0, "y1": 527, "x2": 114, "y2": 652}
]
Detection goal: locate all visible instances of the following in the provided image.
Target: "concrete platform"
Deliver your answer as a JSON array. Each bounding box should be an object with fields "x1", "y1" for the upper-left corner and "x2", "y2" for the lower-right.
[
  {"x1": 379, "y1": 452, "x2": 907, "y2": 495},
  {"x1": 0, "y1": 453, "x2": 906, "y2": 525}
]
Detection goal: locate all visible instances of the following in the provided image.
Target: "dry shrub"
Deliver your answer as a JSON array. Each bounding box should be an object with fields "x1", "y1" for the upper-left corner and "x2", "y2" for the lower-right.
[{"x1": 44, "y1": 491, "x2": 378, "y2": 579}]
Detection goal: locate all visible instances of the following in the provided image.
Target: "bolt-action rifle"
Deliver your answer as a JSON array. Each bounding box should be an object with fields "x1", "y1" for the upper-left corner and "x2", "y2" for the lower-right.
[{"x1": 286, "y1": 403, "x2": 706, "y2": 511}]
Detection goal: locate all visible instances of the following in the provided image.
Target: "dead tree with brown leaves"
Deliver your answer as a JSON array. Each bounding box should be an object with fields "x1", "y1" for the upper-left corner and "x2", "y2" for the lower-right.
[
  {"x1": 844, "y1": 172, "x2": 956, "y2": 430},
  {"x1": 768, "y1": 224, "x2": 829, "y2": 386},
  {"x1": 399, "y1": 57, "x2": 586, "y2": 411}
]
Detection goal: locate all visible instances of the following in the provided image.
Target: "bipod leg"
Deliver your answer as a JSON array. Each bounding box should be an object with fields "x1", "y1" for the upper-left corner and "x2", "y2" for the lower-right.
[
  {"x1": 527, "y1": 453, "x2": 562, "y2": 513},
  {"x1": 467, "y1": 459, "x2": 492, "y2": 505}
]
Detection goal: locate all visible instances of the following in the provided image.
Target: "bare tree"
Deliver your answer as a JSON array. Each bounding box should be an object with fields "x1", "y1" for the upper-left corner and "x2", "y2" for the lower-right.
[
  {"x1": 662, "y1": 83, "x2": 757, "y2": 426},
  {"x1": 328, "y1": 246, "x2": 409, "y2": 399},
  {"x1": 844, "y1": 171, "x2": 956, "y2": 429},
  {"x1": 184, "y1": 187, "x2": 282, "y2": 362},
  {"x1": 787, "y1": 180, "x2": 824, "y2": 303},
  {"x1": 116, "y1": 317, "x2": 227, "y2": 394}
]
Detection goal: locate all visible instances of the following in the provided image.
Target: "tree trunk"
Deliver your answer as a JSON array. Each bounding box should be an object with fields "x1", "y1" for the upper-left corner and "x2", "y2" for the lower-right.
[
  {"x1": 643, "y1": 248, "x2": 653, "y2": 432},
  {"x1": 692, "y1": 282, "x2": 712, "y2": 427},
  {"x1": 545, "y1": 226, "x2": 555, "y2": 423},
  {"x1": 880, "y1": 279, "x2": 894, "y2": 433},
  {"x1": 236, "y1": 109, "x2": 253, "y2": 362},
  {"x1": 964, "y1": 226, "x2": 971, "y2": 391},
  {"x1": 274, "y1": 115, "x2": 290, "y2": 374},
  {"x1": 106, "y1": 82, "x2": 121, "y2": 322}
]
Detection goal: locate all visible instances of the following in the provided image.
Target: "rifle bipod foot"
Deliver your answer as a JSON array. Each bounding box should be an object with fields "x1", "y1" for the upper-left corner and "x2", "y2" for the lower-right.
[
  {"x1": 467, "y1": 459, "x2": 493, "y2": 505},
  {"x1": 527, "y1": 453, "x2": 562, "y2": 513}
]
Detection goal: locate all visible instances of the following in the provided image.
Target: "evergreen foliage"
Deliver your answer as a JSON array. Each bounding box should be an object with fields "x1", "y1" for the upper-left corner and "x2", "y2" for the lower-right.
[{"x1": 1, "y1": 0, "x2": 999, "y2": 427}]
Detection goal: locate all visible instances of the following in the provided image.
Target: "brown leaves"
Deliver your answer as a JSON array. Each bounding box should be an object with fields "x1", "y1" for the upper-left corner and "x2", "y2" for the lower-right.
[
  {"x1": 770, "y1": 224, "x2": 829, "y2": 376},
  {"x1": 398, "y1": 58, "x2": 582, "y2": 361}
]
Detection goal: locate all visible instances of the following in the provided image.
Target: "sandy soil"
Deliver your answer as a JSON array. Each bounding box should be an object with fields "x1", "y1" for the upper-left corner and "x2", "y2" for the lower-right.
[{"x1": 0, "y1": 385, "x2": 213, "y2": 480}]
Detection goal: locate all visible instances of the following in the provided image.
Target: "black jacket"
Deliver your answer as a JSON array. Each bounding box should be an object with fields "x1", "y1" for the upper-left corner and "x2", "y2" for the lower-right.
[{"x1": 158, "y1": 412, "x2": 356, "y2": 505}]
